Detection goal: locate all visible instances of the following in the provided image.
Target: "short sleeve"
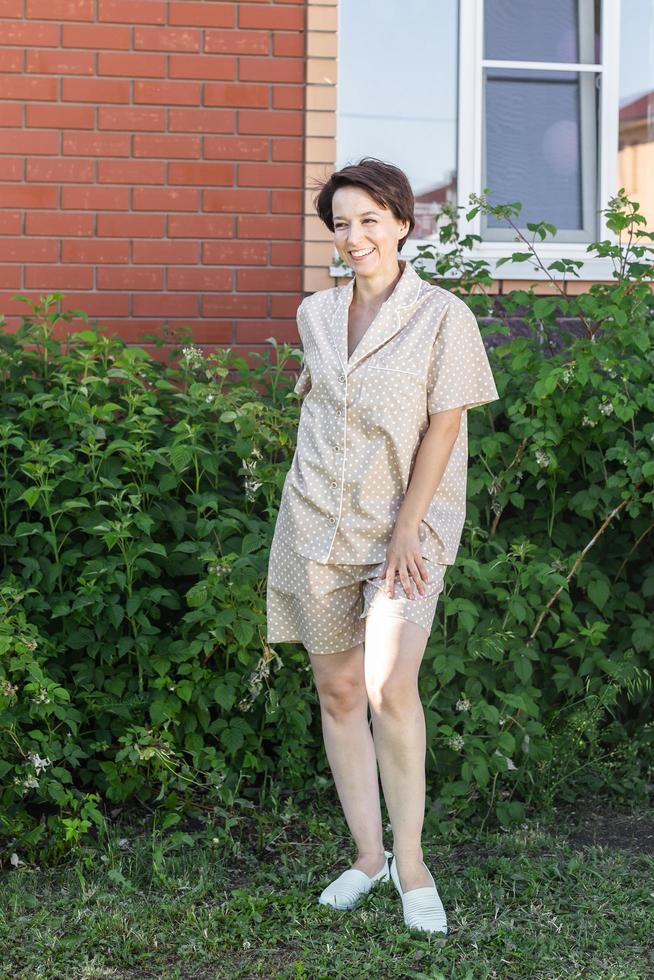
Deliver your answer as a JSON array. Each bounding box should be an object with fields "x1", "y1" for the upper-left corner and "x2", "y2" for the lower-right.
[
  {"x1": 427, "y1": 300, "x2": 499, "y2": 414},
  {"x1": 292, "y1": 298, "x2": 311, "y2": 398}
]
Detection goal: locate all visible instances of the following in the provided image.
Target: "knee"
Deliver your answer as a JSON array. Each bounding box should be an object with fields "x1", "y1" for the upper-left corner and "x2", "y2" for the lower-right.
[
  {"x1": 317, "y1": 675, "x2": 367, "y2": 721},
  {"x1": 367, "y1": 677, "x2": 417, "y2": 718}
]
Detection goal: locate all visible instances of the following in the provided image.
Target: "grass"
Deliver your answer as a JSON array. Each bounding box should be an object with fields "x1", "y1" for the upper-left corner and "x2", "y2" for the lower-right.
[{"x1": 1, "y1": 793, "x2": 653, "y2": 979}]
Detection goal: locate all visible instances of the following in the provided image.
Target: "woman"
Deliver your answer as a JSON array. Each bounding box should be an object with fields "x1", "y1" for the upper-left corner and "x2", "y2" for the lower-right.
[{"x1": 266, "y1": 158, "x2": 499, "y2": 935}]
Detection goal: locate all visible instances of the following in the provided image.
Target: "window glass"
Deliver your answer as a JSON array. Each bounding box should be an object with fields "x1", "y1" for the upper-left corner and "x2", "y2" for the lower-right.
[
  {"x1": 618, "y1": 0, "x2": 654, "y2": 232},
  {"x1": 484, "y1": 0, "x2": 594, "y2": 64},
  {"x1": 337, "y1": 0, "x2": 458, "y2": 240}
]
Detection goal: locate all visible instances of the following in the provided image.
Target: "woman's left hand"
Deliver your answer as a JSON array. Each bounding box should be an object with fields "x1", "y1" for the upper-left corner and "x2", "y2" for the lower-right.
[{"x1": 380, "y1": 524, "x2": 429, "y2": 600}]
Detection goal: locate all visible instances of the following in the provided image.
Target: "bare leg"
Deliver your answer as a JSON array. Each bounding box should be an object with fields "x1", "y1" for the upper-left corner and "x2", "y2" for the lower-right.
[
  {"x1": 309, "y1": 642, "x2": 387, "y2": 877},
  {"x1": 364, "y1": 616, "x2": 433, "y2": 891}
]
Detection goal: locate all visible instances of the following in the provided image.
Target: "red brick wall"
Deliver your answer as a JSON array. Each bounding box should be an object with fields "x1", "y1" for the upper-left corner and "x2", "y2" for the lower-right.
[{"x1": 0, "y1": 0, "x2": 306, "y2": 359}]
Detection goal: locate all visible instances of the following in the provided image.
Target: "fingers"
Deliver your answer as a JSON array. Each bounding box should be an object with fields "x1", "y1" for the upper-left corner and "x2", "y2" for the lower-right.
[{"x1": 384, "y1": 556, "x2": 429, "y2": 599}]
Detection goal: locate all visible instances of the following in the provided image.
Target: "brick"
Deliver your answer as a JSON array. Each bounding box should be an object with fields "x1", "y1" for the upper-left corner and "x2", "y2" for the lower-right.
[
  {"x1": 134, "y1": 27, "x2": 200, "y2": 51},
  {"x1": 98, "y1": 52, "x2": 166, "y2": 77},
  {"x1": 238, "y1": 162, "x2": 302, "y2": 188},
  {"x1": 204, "y1": 83, "x2": 268, "y2": 108},
  {"x1": 169, "y1": 54, "x2": 234, "y2": 80},
  {"x1": 204, "y1": 30, "x2": 268, "y2": 55},
  {"x1": 0, "y1": 212, "x2": 22, "y2": 235},
  {"x1": 97, "y1": 213, "x2": 164, "y2": 237},
  {"x1": 99, "y1": 0, "x2": 166, "y2": 24},
  {"x1": 97, "y1": 267, "x2": 163, "y2": 290},
  {"x1": 238, "y1": 5, "x2": 304, "y2": 30},
  {"x1": 169, "y1": 162, "x2": 232, "y2": 185},
  {"x1": 134, "y1": 134, "x2": 201, "y2": 158},
  {"x1": 202, "y1": 293, "x2": 266, "y2": 318},
  {"x1": 63, "y1": 132, "x2": 130, "y2": 155},
  {"x1": 238, "y1": 109, "x2": 302, "y2": 135},
  {"x1": 132, "y1": 187, "x2": 198, "y2": 211},
  {"x1": 98, "y1": 159, "x2": 165, "y2": 183},
  {"x1": 271, "y1": 293, "x2": 303, "y2": 318},
  {"x1": 0, "y1": 50, "x2": 22, "y2": 72},
  {"x1": 0, "y1": 186, "x2": 57, "y2": 208},
  {"x1": 0, "y1": 0, "x2": 22, "y2": 15},
  {"x1": 203, "y1": 242, "x2": 267, "y2": 264},
  {"x1": 62, "y1": 240, "x2": 128, "y2": 263},
  {"x1": 54, "y1": 292, "x2": 129, "y2": 314},
  {"x1": 167, "y1": 214, "x2": 233, "y2": 238},
  {"x1": 204, "y1": 135, "x2": 267, "y2": 160},
  {"x1": 134, "y1": 81, "x2": 200, "y2": 105},
  {"x1": 0, "y1": 77, "x2": 58, "y2": 100},
  {"x1": 169, "y1": 2, "x2": 234, "y2": 27},
  {"x1": 132, "y1": 241, "x2": 198, "y2": 263},
  {"x1": 273, "y1": 84, "x2": 303, "y2": 110},
  {"x1": 61, "y1": 186, "x2": 129, "y2": 209},
  {"x1": 27, "y1": 104, "x2": 95, "y2": 128},
  {"x1": 0, "y1": 268, "x2": 20, "y2": 289},
  {"x1": 168, "y1": 268, "x2": 232, "y2": 290},
  {"x1": 132, "y1": 294, "x2": 199, "y2": 316},
  {"x1": 26, "y1": 0, "x2": 94, "y2": 20},
  {"x1": 0, "y1": 104, "x2": 23, "y2": 127},
  {"x1": 236, "y1": 319, "x2": 296, "y2": 344},
  {"x1": 0, "y1": 22, "x2": 60, "y2": 46},
  {"x1": 237, "y1": 267, "x2": 301, "y2": 291},
  {"x1": 169, "y1": 107, "x2": 234, "y2": 132},
  {"x1": 27, "y1": 49, "x2": 95, "y2": 74},
  {"x1": 0, "y1": 238, "x2": 58, "y2": 261},
  {"x1": 1, "y1": 157, "x2": 23, "y2": 180},
  {"x1": 240, "y1": 57, "x2": 304, "y2": 84},
  {"x1": 271, "y1": 189, "x2": 302, "y2": 213},
  {"x1": 0, "y1": 131, "x2": 58, "y2": 154},
  {"x1": 203, "y1": 189, "x2": 267, "y2": 213},
  {"x1": 26, "y1": 265, "x2": 93, "y2": 289},
  {"x1": 26, "y1": 212, "x2": 94, "y2": 236},
  {"x1": 272, "y1": 241, "x2": 302, "y2": 265},
  {"x1": 99, "y1": 107, "x2": 165, "y2": 131},
  {"x1": 237, "y1": 215, "x2": 301, "y2": 239},
  {"x1": 272, "y1": 136, "x2": 302, "y2": 162},
  {"x1": 62, "y1": 78, "x2": 129, "y2": 102},
  {"x1": 27, "y1": 158, "x2": 95, "y2": 182},
  {"x1": 62, "y1": 24, "x2": 130, "y2": 49},
  {"x1": 273, "y1": 32, "x2": 305, "y2": 58}
]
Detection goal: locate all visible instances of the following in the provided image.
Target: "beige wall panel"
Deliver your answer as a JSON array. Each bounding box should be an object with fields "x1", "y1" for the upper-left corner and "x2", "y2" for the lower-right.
[
  {"x1": 306, "y1": 136, "x2": 336, "y2": 161},
  {"x1": 307, "y1": 31, "x2": 337, "y2": 57},
  {"x1": 304, "y1": 265, "x2": 335, "y2": 293},
  {"x1": 304, "y1": 214, "x2": 334, "y2": 241},
  {"x1": 307, "y1": 58, "x2": 337, "y2": 85},
  {"x1": 306, "y1": 110, "x2": 336, "y2": 137},
  {"x1": 306, "y1": 85, "x2": 337, "y2": 111},
  {"x1": 304, "y1": 240, "x2": 336, "y2": 265},
  {"x1": 308, "y1": 5, "x2": 337, "y2": 31}
]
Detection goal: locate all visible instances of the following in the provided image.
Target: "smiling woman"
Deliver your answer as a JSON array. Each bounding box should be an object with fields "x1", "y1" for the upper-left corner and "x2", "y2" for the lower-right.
[{"x1": 266, "y1": 158, "x2": 499, "y2": 935}]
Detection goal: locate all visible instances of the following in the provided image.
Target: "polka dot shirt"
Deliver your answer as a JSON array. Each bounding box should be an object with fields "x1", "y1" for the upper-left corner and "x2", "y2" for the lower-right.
[{"x1": 272, "y1": 258, "x2": 500, "y2": 566}]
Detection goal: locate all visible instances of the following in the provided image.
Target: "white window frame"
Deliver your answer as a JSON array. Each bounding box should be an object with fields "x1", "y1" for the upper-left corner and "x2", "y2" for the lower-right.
[{"x1": 331, "y1": 0, "x2": 621, "y2": 280}]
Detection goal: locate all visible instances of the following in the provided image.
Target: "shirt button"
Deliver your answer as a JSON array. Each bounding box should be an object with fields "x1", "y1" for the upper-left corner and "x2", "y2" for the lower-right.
[
  {"x1": 330, "y1": 481, "x2": 337, "y2": 488},
  {"x1": 334, "y1": 445, "x2": 340, "y2": 452},
  {"x1": 338, "y1": 374, "x2": 345, "y2": 383},
  {"x1": 329, "y1": 516, "x2": 336, "y2": 524},
  {"x1": 336, "y1": 409, "x2": 343, "y2": 417}
]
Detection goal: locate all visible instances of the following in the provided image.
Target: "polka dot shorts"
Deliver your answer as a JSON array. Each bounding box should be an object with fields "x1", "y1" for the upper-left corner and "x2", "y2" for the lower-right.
[{"x1": 266, "y1": 534, "x2": 447, "y2": 656}]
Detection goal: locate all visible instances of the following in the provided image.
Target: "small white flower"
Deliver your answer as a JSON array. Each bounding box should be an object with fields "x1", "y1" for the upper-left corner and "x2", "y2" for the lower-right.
[
  {"x1": 24, "y1": 775, "x2": 40, "y2": 789},
  {"x1": 32, "y1": 687, "x2": 51, "y2": 704},
  {"x1": 1, "y1": 680, "x2": 18, "y2": 698},
  {"x1": 24, "y1": 638, "x2": 38, "y2": 652},
  {"x1": 28, "y1": 753, "x2": 52, "y2": 774},
  {"x1": 455, "y1": 698, "x2": 471, "y2": 713},
  {"x1": 10, "y1": 853, "x2": 24, "y2": 868},
  {"x1": 498, "y1": 716, "x2": 508, "y2": 727},
  {"x1": 599, "y1": 400, "x2": 614, "y2": 416},
  {"x1": 447, "y1": 734, "x2": 465, "y2": 751},
  {"x1": 515, "y1": 471, "x2": 524, "y2": 484},
  {"x1": 562, "y1": 366, "x2": 575, "y2": 384},
  {"x1": 535, "y1": 448, "x2": 550, "y2": 468},
  {"x1": 205, "y1": 394, "x2": 214, "y2": 403},
  {"x1": 582, "y1": 416, "x2": 596, "y2": 428}
]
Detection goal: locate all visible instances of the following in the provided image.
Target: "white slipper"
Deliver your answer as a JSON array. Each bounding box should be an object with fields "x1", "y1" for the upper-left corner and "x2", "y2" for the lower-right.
[
  {"x1": 318, "y1": 850, "x2": 392, "y2": 910},
  {"x1": 390, "y1": 855, "x2": 448, "y2": 935}
]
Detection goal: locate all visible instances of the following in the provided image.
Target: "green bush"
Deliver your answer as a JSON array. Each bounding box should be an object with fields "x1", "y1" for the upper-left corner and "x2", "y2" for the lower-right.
[{"x1": 1, "y1": 190, "x2": 652, "y2": 864}]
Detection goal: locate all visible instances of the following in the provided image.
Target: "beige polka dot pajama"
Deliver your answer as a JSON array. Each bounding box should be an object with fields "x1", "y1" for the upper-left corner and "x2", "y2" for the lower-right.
[{"x1": 266, "y1": 259, "x2": 499, "y2": 656}]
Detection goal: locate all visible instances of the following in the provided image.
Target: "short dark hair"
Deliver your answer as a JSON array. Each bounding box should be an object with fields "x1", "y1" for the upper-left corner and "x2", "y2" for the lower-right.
[{"x1": 312, "y1": 157, "x2": 415, "y2": 252}]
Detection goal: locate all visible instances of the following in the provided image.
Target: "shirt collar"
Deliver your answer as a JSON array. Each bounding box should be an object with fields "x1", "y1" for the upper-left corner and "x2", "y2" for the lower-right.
[{"x1": 331, "y1": 258, "x2": 424, "y2": 373}]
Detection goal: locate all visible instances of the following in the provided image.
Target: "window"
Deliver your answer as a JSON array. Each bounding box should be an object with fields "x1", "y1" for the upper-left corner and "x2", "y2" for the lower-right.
[{"x1": 335, "y1": 0, "x2": 652, "y2": 277}]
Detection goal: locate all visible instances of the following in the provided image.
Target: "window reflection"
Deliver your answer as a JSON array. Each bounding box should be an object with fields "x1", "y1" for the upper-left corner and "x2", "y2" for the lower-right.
[
  {"x1": 618, "y1": 0, "x2": 654, "y2": 231},
  {"x1": 337, "y1": 0, "x2": 458, "y2": 240}
]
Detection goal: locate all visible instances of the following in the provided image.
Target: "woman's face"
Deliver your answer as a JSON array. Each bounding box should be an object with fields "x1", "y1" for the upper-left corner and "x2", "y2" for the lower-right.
[{"x1": 331, "y1": 186, "x2": 410, "y2": 277}]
